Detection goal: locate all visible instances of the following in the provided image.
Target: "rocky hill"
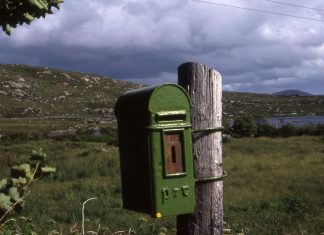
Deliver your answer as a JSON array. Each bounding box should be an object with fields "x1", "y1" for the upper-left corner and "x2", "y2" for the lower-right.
[
  {"x1": 223, "y1": 91, "x2": 324, "y2": 118},
  {"x1": 0, "y1": 64, "x2": 143, "y2": 119},
  {"x1": 0, "y1": 64, "x2": 324, "y2": 120}
]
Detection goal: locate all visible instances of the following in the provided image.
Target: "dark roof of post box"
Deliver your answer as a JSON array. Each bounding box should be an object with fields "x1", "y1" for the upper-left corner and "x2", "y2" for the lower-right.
[{"x1": 114, "y1": 84, "x2": 191, "y2": 117}]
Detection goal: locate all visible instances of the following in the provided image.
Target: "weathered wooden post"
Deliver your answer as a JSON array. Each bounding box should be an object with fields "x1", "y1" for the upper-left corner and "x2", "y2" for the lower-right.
[{"x1": 177, "y1": 62, "x2": 223, "y2": 235}]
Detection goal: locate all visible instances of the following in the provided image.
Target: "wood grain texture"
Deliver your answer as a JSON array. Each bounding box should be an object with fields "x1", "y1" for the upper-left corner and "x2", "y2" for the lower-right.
[{"x1": 177, "y1": 62, "x2": 223, "y2": 235}]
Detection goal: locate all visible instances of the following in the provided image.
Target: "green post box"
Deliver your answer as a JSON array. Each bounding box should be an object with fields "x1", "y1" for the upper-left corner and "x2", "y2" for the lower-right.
[{"x1": 115, "y1": 84, "x2": 195, "y2": 218}]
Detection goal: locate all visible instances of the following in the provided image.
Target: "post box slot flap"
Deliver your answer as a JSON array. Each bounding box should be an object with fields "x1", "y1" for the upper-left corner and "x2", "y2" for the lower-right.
[{"x1": 155, "y1": 110, "x2": 187, "y2": 123}]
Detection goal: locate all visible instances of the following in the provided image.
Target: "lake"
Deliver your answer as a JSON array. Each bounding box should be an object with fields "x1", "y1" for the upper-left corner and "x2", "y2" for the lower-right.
[{"x1": 262, "y1": 116, "x2": 324, "y2": 128}]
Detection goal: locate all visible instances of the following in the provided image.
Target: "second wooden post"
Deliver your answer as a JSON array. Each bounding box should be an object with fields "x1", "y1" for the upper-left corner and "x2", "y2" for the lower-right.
[{"x1": 177, "y1": 62, "x2": 223, "y2": 235}]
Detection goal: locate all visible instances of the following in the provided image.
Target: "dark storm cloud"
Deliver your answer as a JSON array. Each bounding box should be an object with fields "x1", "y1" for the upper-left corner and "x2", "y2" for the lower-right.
[{"x1": 0, "y1": 0, "x2": 324, "y2": 94}]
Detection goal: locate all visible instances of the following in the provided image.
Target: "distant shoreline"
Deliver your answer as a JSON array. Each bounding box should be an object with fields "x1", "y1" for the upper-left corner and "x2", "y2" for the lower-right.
[{"x1": 257, "y1": 115, "x2": 324, "y2": 127}]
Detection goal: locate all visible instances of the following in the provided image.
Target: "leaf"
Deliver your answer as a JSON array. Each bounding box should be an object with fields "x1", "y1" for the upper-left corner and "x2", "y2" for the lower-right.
[
  {"x1": 28, "y1": 0, "x2": 45, "y2": 10},
  {"x1": 8, "y1": 187, "x2": 20, "y2": 202},
  {"x1": 20, "y1": 163, "x2": 31, "y2": 173},
  {"x1": 41, "y1": 166, "x2": 56, "y2": 174},
  {"x1": 24, "y1": 13, "x2": 35, "y2": 23},
  {"x1": 11, "y1": 166, "x2": 25, "y2": 178},
  {"x1": 11, "y1": 164, "x2": 31, "y2": 178},
  {"x1": 4, "y1": 24, "x2": 11, "y2": 35},
  {"x1": 31, "y1": 149, "x2": 47, "y2": 161},
  {"x1": 0, "y1": 179, "x2": 7, "y2": 191},
  {"x1": 11, "y1": 177, "x2": 27, "y2": 187},
  {"x1": 0, "y1": 193, "x2": 12, "y2": 211}
]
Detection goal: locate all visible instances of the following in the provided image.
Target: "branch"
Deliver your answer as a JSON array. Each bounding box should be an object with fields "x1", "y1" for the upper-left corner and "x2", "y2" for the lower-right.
[
  {"x1": 0, "y1": 191, "x2": 31, "y2": 223},
  {"x1": 82, "y1": 197, "x2": 97, "y2": 235}
]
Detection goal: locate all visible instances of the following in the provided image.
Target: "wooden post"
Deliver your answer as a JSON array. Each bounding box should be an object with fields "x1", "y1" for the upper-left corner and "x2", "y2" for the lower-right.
[{"x1": 177, "y1": 62, "x2": 223, "y2": 235}]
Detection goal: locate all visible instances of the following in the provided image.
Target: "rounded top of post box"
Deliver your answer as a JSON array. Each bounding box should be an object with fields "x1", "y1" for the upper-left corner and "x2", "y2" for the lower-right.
[
  {"x1": 115, "y1": 83, "x2": 191, "y2": 116},
  {"x1": 148, "y1": 83, "x2": 191, "y2": 112}
]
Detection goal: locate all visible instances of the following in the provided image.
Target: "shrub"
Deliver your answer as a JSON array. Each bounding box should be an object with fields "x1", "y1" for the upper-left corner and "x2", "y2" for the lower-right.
[
  {"x1": 0, "y1": 149, "x2": 56, "y2": 223},
  {"x1": 231, "y1": 113, "x2": 257, "y2": 137},
  {"x1": 296, "y1": 125, "x2": 317, "y2": 136},
  {"x1": 256, "y1": 123, "x2": 277, "y2": 137},
  {"x1": 278, "y1": 124, "x2": 297, "y2": 137},
  {"x1": 315, "y1": 124, "x2": 324, "y2": 135}
]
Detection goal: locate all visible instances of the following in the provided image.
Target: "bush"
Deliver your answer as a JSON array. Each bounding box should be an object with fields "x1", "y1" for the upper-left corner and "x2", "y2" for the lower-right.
[
  {"x1": 315, "y1": 124, "x2": 324, "y2": 135},
  {"x1": 256, "y1": 123, "x2": 277, "y2": 137},
  {"x1": 278, "y1": 124, "x2": 297, "y2": 137},
  {"x1": 234, "y1": 115, "x2": 324, "y2": 138},
  {"x1": 256, "y1": 123, "x2": 324, "y2": 138},
  {"x1": 296, "y1": 125, "x2": 317, "y2": 136},
  {"x1": 0, "y1": 149, "x2": 56, "y2": 223},
  {"x1": 231, "y1": 114, "x2": 257, "y2": 137}
]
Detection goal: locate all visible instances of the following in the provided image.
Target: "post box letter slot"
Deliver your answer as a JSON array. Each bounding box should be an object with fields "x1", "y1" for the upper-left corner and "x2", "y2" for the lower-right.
[
  {"x1": 155, "y1": 110, "x2": 187, "y2": 123},
  {"x1": 164, "y1": 131, "x2": 185, "y2": 176}
]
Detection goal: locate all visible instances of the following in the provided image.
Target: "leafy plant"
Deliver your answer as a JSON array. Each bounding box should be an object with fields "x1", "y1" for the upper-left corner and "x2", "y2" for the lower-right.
[
  {"x1": 0, "y1": 148, "x2": 56, "y2": 223},
  {"x1": 231, "y1": 113, "x2": 257, "y2": 137},
  {"x1": 0, "y1": 0, "x2": 63, "y2": 35}
]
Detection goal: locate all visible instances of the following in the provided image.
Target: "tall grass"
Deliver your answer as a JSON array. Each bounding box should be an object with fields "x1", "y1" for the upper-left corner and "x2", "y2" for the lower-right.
[
  {"x1": 223, "y1": 136, "x2": 324, "y2": 234},
  {"x1": 0, "y1": 140, "x2": 174, "y2": 234},
  {"x1": 0, "y1": 136, "x2": 323, "y2": 234}
]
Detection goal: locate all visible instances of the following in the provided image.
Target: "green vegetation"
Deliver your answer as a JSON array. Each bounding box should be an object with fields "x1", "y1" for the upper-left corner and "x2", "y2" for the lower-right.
[
  {"x1": 0, "y1": 139, "x2": 174, "y2": 234},
  {"x1": 228, "y1": 115, "x2": 324, "y2": 138},
  {"x1": 0, "y1": 119, "x2": 323, "y2": 234},
  {"x1": 0, "y1": 118, "x2": 118, "y2": 146},
  {"x1": 223, "y1": 136, "x2": 324, "y2": 234},
  {"x1": 256, "y1": 123, "x2": 324, "y2": 137},
  {"x1": 231, "y1": 113, "x2": 257, "y2": 137},
  {"x1": 0, "y1": 64, "x2": 323, "y2": 234},
  {"x1": 0, "y1": 148, "x2": 55, "y2": 224},
  {"x1": 0, "y1": 0, "x2": 63, "y2": 35}
]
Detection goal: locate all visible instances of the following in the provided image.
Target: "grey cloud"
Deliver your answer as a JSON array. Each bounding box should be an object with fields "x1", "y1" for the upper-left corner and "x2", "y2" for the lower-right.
[{"x1": 0, "y1": 0, "x2": 324, "y2": 94}]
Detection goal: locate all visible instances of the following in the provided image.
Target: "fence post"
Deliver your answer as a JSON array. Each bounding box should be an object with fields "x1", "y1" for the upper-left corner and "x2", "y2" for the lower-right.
[{"x1": 177, "y1": 62, "x2": 223, "y2": 235}]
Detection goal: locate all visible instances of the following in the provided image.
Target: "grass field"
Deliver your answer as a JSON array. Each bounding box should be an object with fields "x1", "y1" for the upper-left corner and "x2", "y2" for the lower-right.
[
  {"x1": 223, "y1": 136, "x2": 324, "y2": 234},
  {"x1": 0, "y1": 126, "x2": 323, "y2": 234}
]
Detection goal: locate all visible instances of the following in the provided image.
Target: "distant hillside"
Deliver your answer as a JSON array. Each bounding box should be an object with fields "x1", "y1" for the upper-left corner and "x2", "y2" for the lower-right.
[
  {"x1": 223, "y1": 91, "x2": 324, "y2": 118},
  {"x1": 0, "y1": 64, "x2": 143, "y2": 119},
  {"x1": 272, "y1": 89, "x2": 313, "y2": 96},
  {"x1": 0, "y1": 64, "x2": 323, "y2": 119}
]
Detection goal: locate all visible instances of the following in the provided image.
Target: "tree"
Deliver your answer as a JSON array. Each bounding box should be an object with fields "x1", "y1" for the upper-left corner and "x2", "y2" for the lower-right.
[
  {"x1": 232, "y1": 113, "x2": 257, "y2": 137},
  {"x1": 0, "y1": 0, "x2": 63, "y2": 35}
]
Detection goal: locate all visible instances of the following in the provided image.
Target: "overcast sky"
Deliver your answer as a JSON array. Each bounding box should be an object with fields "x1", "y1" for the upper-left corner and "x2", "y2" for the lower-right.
[{"x1": 1, "y1": 0, "x2": 324, "y2": 94}]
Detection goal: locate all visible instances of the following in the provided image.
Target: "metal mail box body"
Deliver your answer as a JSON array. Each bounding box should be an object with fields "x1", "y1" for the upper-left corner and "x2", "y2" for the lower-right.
[{"x1": 115, "y1": 84, "x2": 195, "y2": 218}]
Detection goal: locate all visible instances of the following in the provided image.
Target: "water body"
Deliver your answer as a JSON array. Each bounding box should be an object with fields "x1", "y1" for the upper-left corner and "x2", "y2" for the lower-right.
[{"x1": 263, "y1": 116, "x2": 324, "y2": 128}]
